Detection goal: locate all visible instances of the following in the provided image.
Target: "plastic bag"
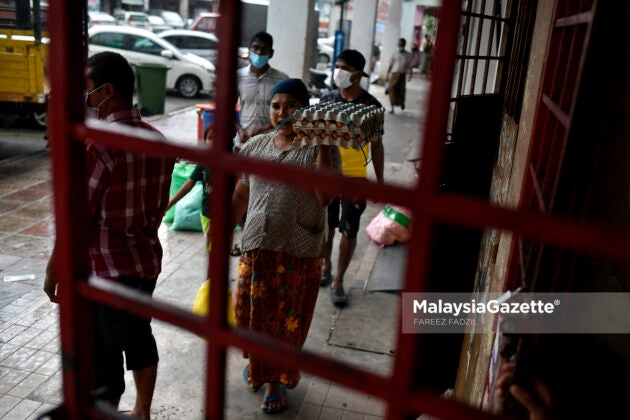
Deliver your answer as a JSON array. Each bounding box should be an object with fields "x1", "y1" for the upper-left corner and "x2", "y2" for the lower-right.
[
  {"x1": 171, "y1": 182, "x2": 203, "y2": 231},
  {"x1": 365, "y1": 204, "x2": 412, "y2": 247},
  {"x1": 385, "y1": 83, "x2": 390, "y2": 95},
  {"x1": 163, "y1": 162, "x2": 197, "y2": 223},
  {"x1": 192, "y1": 279, "x2": 236, "y2": 327}
]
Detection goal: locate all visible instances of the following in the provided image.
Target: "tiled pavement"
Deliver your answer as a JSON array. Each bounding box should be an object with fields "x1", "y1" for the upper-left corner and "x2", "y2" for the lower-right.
[{"x1": 0, "y1": 75, "x2": 427, "y2": 419}]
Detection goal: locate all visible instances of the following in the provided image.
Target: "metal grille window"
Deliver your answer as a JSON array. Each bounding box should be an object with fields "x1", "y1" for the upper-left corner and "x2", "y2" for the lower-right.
[{"x1": 508, "y1": 0, "x2": 598, "y2": 292}]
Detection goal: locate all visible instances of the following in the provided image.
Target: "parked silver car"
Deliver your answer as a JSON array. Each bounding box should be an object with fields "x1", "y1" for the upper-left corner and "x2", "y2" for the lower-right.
[{"x1": 88, "y1": 26, "x2": 215, "y2": 98}]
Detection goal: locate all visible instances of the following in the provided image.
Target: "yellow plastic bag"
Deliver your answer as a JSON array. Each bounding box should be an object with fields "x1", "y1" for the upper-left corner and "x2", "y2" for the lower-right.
[{"x1": 192, "y1": 280, "x2": 236, "y2": 326}]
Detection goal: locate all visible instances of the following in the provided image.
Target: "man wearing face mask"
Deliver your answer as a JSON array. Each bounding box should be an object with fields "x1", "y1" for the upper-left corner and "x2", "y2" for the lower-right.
[
  {"x1": 386, "y1": 38, "x2": 413, "y2": 114},
  {"x1": 319, "y1": 49, "x2": 385, "y2": 307},
  {"x1": 44, "y1": 52, "x2": 174, "y2": 420},
  {"x1": 234, "y1": 31, "x2": 289, "y2": 152}
]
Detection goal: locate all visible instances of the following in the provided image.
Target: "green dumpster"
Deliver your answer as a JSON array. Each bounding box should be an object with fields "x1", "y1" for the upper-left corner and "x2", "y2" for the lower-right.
[{"x1": 133, "y1": 63, "x2": 169, "y2": 116}]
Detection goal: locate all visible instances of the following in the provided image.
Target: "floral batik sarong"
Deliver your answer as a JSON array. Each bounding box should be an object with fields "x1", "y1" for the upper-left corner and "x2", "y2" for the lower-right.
[{"x1": 233, "y1": 249, "x2": 322, "y2": 392}]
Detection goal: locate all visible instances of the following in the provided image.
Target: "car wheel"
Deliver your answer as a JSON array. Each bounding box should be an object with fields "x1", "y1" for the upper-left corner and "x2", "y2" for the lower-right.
[
  {"x1": 177, "y1": 75, "x2": 202, "y2": 98},
  {"x1": 318, "y1": 54, "x2": 330, "y2": 64},
  {"x1": 32, "y1": 110, "x2": 47, "y2": 129}
]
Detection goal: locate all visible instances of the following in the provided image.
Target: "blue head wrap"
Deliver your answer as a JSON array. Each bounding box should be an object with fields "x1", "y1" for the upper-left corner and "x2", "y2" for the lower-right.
[{"x1": 270, "y1": 78, "x2": 309, "y2": 108}]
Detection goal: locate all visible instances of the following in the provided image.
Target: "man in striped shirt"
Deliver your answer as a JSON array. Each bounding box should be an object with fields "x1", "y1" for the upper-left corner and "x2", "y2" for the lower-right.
[
  {"x1": 44, "y1": 52, "x2": 174, "y2": 420},
  {"x1": 233, "y1": 31, "x2": 289, "y2": 152}
]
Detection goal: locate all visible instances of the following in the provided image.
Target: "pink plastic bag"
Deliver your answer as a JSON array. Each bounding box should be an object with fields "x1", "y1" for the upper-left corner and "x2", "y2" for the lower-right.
[{"x1": 365, "y1": 205, "x2": 412, "y2": 247}]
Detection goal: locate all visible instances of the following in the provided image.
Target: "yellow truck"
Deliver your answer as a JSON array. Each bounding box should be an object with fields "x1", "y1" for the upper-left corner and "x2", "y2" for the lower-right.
[{"x1": 0, "y1": 0, "x2": 48, "y2": 128}]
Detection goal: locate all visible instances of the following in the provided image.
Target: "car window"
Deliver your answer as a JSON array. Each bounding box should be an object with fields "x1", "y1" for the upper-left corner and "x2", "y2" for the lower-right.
[
  {"x1": 90, "y1": 32, "x2": 125, "y2": 50},
  {"x1": 161, "y1": 36, "x2": 181, "y2": 47},
  {"x1": 178, "y1": 36, "x2": 216, "y2": 50},
  {"x1": 130, "y1": 15, "x2": 149, "y2": 23},
  {"x1": 130, "y1": 35, "x2": 164, "y2": 56},
  {"x1": 196, "y1": 18, "x2": 217, "y2": 32}
]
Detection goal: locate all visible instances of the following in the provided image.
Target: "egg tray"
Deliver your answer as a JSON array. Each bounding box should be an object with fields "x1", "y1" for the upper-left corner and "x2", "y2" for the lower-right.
[{"x1": 291, "y1": 102, "x2": 385, "y2": 149}]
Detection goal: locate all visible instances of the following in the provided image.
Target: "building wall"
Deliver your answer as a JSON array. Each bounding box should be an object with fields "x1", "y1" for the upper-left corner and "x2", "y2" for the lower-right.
[{"x1": 453, "y1": 0, "x2": 557, "y2": 408}]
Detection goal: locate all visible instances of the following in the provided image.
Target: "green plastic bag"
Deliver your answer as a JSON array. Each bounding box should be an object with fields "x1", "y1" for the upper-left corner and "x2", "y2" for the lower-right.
[
  {"x1": 163, "y1": 162, "x2": 197, "y2": 223},
  {"x1": 171, "y1": 182, "x2": 203, "y2": 231}
]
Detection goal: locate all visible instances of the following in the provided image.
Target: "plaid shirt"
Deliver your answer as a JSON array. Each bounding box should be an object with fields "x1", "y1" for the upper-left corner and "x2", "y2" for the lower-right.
[{"x1": 86, "y1": 109, "x2": 174, "y2": 280}]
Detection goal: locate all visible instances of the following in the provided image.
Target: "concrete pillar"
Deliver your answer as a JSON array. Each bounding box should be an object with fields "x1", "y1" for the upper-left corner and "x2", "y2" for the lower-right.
[
  {"x1": 401, "y1": 1, "x2": 417, "y2": 48},
  {"x1": 179, "y1": 0, "x2": 189, "y2": 20},
  {"x1": 348, "y1": 0, "x2": 378, "y2": 88},
  {"x1": 378, "y1": 0, "x2": 403, "y2": 79},
  {"x1": 267, "y1": 0, "x2": 318, "y2": 82}
]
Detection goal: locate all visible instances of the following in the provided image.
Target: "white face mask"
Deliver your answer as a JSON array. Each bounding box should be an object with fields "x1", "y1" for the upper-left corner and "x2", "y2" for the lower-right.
[
  {"x1": 85, "y1": 84, "x2": 108, "y2": 120},
  {"x1": 333, "y1": 68, "x2": 354, "y2": 90}
]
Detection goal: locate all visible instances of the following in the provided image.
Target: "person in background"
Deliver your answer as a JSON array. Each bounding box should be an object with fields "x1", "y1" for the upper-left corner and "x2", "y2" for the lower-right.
[
  {"x1": 231, "y1": 79, "x2": 340, "y2": 414},
  {"x1": 386, "y1": 38, "x2": 413, "y2": 114},
  {"x1": 419, "y1": 34, "x2": 434, "y2": 77},
  {"x1": 43, "y1": 51, "x2": 175, "y2": 420},
  {"x1": 233, "y1": 31, "x2": 289, "y2": 152},
  {"x1": 319, "y1": 49, "x2": 385, "y2": 307},
  {"x1": 411, "y1": 42, "x2": 421, "y2": 71},
  {"x1": 163, "y1": 124, "x2": 242, "y2": 254}
]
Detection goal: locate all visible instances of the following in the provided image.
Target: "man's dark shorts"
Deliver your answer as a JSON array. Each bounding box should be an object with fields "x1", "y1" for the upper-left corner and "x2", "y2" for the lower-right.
[
  {"x1": 93, "y1": 276, "x2": 158, "y2": 399},
  {"x1": 327, "y1": 196, "x2": 367, "y2": 239}
]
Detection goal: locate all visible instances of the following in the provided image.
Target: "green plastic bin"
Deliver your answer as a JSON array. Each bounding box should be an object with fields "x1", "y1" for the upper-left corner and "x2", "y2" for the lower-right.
[{"x1": 133, "y1": 63, "x2": 169, "y2": 116}]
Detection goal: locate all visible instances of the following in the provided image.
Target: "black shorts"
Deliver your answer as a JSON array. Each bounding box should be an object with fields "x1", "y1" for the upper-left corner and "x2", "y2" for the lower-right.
[
  {"x1": 93, "y1": 276, "x2": 159, "y2": 399},
  {"x1": 327, "y1": 196, "x2": 367, "y2": 239}
]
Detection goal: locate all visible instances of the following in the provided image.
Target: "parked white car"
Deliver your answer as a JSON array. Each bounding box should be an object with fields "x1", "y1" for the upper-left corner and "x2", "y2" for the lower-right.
[
  {"x1": 147, "y1": 15, "x2": 172, "y2": 33},
  {"x1": 88, "y1": 26, "x2": 216, "y2": 98},
  {"x1": 157, "y1": 29, "x2": 249, "y2": 68},
  {"x1": 158, "y1": 29, "x2": 218, "y2": 62},
  {"x1": 113, "y1": 11, "x2": 152, "y2": 31},
  {"x1": 150, "y1": 10, "x2": 186, "y2": 30},
  {"x1": 87, "y1": 11, "x2": 116, "y2": 28}
]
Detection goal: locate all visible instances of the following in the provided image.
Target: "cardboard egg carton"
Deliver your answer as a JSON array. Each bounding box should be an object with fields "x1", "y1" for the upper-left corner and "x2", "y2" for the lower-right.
[{"x1": 292, "y1": 102, "x2": 385, "y2": 149}]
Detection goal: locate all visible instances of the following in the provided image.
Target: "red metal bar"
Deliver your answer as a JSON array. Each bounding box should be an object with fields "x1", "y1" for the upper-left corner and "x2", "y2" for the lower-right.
[
  {"x1": 388, "y1": 0, "x2": 464, "y2": 418},
  {"x1": 203, "y1": 0, "x2": 244, "y2": 417},
  {"x1": 47, "y1": 0, "x2": 94, "y2": 417}
]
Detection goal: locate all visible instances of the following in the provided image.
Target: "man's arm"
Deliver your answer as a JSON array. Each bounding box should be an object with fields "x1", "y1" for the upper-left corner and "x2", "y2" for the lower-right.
[
  {"x1": 43, "y1": 245, "x2": 58, "y2": 303},
  {"x1": 314, "y1": 145, "x2": 338, "y2": 206},
  {"x1": 371, "y1": 138, "x2": 385, "y2": 184},
  {"x1": 165, "y1": 178, "x2": 196, "y2": 213}
]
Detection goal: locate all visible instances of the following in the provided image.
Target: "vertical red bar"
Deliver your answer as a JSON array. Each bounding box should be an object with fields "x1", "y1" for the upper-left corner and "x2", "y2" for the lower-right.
[
  {"x1": 387, "y1": 0, "x2": 463, "y2": 417},
  {"x1": 47, "y1": 0, "x2": 93, "y2": 418},
  {"x1": 204, "y1": 0, "x2": 242, "y2": 419}
]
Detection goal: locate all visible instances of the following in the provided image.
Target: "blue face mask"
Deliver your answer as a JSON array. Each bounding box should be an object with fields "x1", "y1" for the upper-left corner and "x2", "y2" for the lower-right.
[
  {"x1": 398, "y1": 47, "x2": 405, "y2": 52},
  {"x1": 249, "y1": 51, "x2": 269, "y2": 69}
]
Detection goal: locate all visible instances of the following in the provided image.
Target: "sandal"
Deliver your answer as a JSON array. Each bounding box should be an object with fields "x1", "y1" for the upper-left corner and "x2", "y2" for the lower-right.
[
  {"x1": 242, "y1": 365, "x2": 250, "y2": 386},
  {"x1": 261, "y1": 385, "x2": 287, "y2": 414},
  {"x1": 230, "y1": 244, "x2": 242, "y2": 257}
]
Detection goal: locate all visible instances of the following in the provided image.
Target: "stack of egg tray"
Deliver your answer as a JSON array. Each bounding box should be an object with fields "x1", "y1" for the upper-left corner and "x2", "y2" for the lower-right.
[{"x1": 292, "y1": 102, "x2": 385, "y2": 149}]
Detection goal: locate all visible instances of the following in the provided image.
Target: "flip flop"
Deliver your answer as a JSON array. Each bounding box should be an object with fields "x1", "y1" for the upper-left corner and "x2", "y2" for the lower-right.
[
  {"x1": 261, "y1": 385, "x2": 287, "y2": 415},
  {"x1": 242, "y1": 365, "x2": 250, "y2": 386},
  {"x1": 230, "y1": 244, "x2": 242, "y2": 257}
]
